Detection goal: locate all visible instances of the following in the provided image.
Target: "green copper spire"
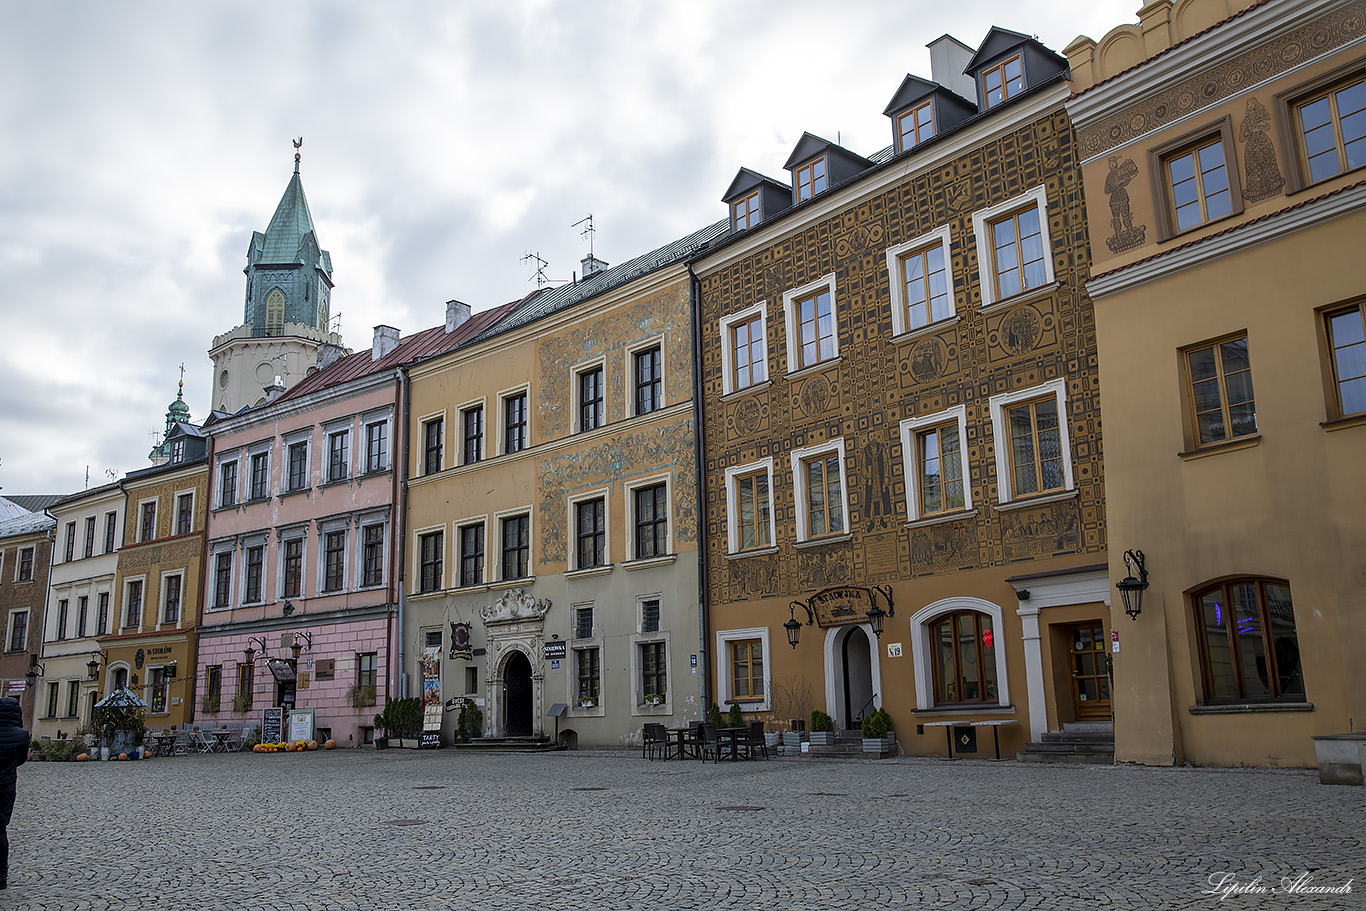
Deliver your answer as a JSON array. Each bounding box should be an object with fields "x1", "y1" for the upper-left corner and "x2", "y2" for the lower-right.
[
  {"x1": 149, "y1": 375, "x2": 192, "y2": 463},
  {"x1": 259, "y1": 140, "x2": 321, "y2": 265}
]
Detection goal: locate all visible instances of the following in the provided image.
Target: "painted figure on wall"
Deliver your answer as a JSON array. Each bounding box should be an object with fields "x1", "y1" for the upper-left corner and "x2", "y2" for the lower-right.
[
  {"x1": 1240, "y1": 97, "x2": 1285, "y2": 202},
  {"x1": 1104, "y1": 155, "x2": 1146, "y2": 253}
]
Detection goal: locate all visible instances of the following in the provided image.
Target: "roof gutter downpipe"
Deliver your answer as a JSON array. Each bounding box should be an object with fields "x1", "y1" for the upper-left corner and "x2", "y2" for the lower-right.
[{"x1": 685, "y1": 261, "x2": 710, "y2": 713}]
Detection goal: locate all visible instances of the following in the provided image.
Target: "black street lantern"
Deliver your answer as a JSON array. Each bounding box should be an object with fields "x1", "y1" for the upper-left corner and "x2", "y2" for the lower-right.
[
  {"x1": 1117, "y1": 549, "x2": 1149, "y2": 621},
  {"x1": 784, "y1": 611, "x2": 803, "y2": 649},
  {"x1": 866, "y1": 604, "x2": 887, "y2": 639},
  {"x1": 87, "y1": 658, "x2": 100, "y2": 681},
  {"x1": 243, "y1": 645, "x2": 256, "y2": 664},
  {"x1": 24, "y1": 663, "x2": 42, "y2": 688}
]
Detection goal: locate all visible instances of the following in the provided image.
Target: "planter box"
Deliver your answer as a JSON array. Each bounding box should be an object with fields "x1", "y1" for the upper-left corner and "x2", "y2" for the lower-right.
[
  {"x1": 781, "y1": 732, "x2": 804, "y2": 750},
  {"x1": 808, "y1": 731, "x2": 836, "y2": 746},
  {"x1": 764, "y1": 732, "x2": 781, "y2": 751},
  {"x1": 863, "y1": 735, "x2": 896, "y2": 754},
  {"x1": 1312, "y1": 734, "x2": 1366, "y2": 786},
  {"x1": 399, "y1": 738, "x2": 421, "y2": 749}
]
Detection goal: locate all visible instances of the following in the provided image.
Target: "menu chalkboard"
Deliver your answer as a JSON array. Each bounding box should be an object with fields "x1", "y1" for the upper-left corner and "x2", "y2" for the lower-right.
[{"x1": 262, "y1": 707, "x2": 283, "y2": 743}]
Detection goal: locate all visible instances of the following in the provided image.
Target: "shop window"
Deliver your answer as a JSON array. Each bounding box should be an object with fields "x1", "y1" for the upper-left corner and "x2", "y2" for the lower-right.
[{"x1": 1194, "y1": 579, "x2": 1304, "y2": 704}]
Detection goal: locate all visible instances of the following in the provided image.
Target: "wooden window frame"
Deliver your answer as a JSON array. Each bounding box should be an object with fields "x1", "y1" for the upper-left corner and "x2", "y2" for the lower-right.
[
  {"x1": 1147, "y1": 117, "x2": 1243, "y2": 241},
  {"x1": 729, "y1": 639, "x2": 764, "y2": 703},
  {"x1": 500, "y1": 512, "x2": 531, "y2": 581},
  {"x1": 502, "y1": 390, "x2": 528, "y2": 454},
  {"x1": 84, "y1": 516, "x2": 95, "y2": 558},
  {"x1": 461, "y1": 404, "x2": 484, "y2": 465},
  {"x1": 176, "y1": 493, "x2": 194, "y2": 535},
  {"x1": 795, "y1": 157, "x2": 827, "y2": 201},
  {"x1": 249, "y1": 452, "x2": 269, "y2": 500},
  {"x1": 1181, "y1": 332, "x2": 1258, "y2": 449},
  {"x1": 782, "y1": 274, "x2": 839, "y2": 374},
  {"x1": 886, "y1": 226, "x2": 955, "y2": 336},
  {"x1": 576, "y1": 646, "x2": 601, "y2": 701},
  {"x1": 631, "y1": 481, "x2": 669, "y2": 560},
  {"x1": 281, "y1": 538, "x2": 303, "y2": 599},
  {"x1": 732, "y1": 191, "x2": 760, "y2": 231},
  {"x1": 1318, "y1": 298, "x2": 1366, "y2": 420},
  {"x1": 64, "y1": 522, "x2": 75, "y2": 562},
  {"x1": 327, "y1": 429, "x2": 350, "y2": 482},
  {"x1": 981, "y1": 54, "x2": 1023, "y2": 109},
  {"x1": 213, "y1": 551, "x2": 233, "y2": 608},
  {"x1": 724, "y1": 459, "x2": 775, "y2": 554},
  {"x1": 573, "y1": 496, "x2": 607, "y2": 570},
  {"x1": 899, "y1": 406, "x2": 971, "y2": 521},
  {"x1": 896, "y1": 99, "x2": 935, "y2": 152},
  {"x1": 287, "y1": 440, "x2": 309, "y2": 490},
  {"x1": 421, "y1": 417, "x2": 444, "y2": 476},
  {"x1": 1275, "y1": 58, "x2": 1366, "y2": 194},
  {"x1": 243, "y1": 545, "x2": 264, "y2": 603},
  {"x1": 459, "y1": 522, "x2": 485, "y2": 587},
  {"x1": 576, "y1": 365, "x2": 605, "y2": 433},
  {"x1": 322, "y1": 530, "x2": 346, "y2": 593},
  {"x1": 720, "y1": 304, "x2": 769, "y2": 395},
  {"x1": 632, "y1": 345, "x2": 663, "y2": 417},
  {"x1": 929, "y1": 610, "x2": 999, "y2": 706},
  {"x1": 162, "y1": 572, "x2": 182, "y2": 624},
  {"x1": 124, "y1": 579, "x2": 143, "y2": 629},
  {"x1": 362, "y1": 523, "x2": 385, "y2": 587},
  {"x1": 218, "y1": 461, "x2": 238, "y2": 509},
  {"x1": 418, "y1": 530, "x2": 444, "y2": 594},
  {"x1": 1192, "y1": 578, "x2": 1305, "y2": 705},
  {"x1": 988, "y1": 377, "x2": 1074, "y2": 505},
  {"x1": 365, "y1": 420, "x2": 389, "y2": 473},
  {"x1": 971, "y1": 187, "x2": 1054, "y2": 309},
  {"x1": 139, "y1": 500, "x2": 157, "y2": 543},
  {"x1": 789, "y1": 438, "x2": 848, "y2": 543}
]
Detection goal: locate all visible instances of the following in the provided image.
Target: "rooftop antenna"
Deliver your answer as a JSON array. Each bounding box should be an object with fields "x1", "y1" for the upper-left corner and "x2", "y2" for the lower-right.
[
  {"x1": 572, "y1": 214, "x2": 596, "y2": 259},
  {"x1": 105, "y1": 469, "x2": 118, "y2": 481},
  {"x1": 329, "y1": 311, "x2": 343, "y2": 335},
  {"x1": 85, "y1": 466, "x2": 90, "y2": 490},
  {"x1": 521, "y1": 251, "x2": 563, "y2": 288}
]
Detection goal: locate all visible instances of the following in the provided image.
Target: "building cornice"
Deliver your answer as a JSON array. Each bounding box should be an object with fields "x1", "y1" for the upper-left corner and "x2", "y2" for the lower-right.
[
  {"x1": 1086, "y1": 181, "x2": 1366, "y2": 300},
  {"x1": 196, "y1": 602, "x2": 393, "y2": 639},
  {"x1": 207, "y1": 368, "x2": 399, "y2": 437}
]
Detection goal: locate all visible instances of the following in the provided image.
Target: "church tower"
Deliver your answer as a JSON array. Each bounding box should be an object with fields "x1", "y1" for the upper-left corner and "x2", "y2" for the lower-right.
[{"x1": 208, "y1": 141, "x2": 347, "y2": 413}]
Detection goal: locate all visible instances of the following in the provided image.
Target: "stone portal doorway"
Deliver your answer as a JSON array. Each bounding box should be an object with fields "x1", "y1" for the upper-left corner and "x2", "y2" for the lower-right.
[{"x1": 504, "y1": 651, "x2": 533, "y2": 736}]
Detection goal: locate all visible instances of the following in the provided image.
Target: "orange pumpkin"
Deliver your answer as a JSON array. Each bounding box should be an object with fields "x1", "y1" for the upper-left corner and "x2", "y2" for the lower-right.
[
  {"x1": 324, "y1": 739, "x2": 336, "y2": 750},
  {"x1": 76, "y1": 753, "x2": 89, "y2": 762},
  {"x1": 307, "y1": 740, "x2": 318, "y2": 751},
  {"x1": 118, "y1": 753, "x2": 128, "y2": 760}
]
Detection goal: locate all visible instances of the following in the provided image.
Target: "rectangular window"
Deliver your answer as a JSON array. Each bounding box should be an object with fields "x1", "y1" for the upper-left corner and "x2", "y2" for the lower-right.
[
  {"x1": 8, "y1": 612, "x2": 26, "y2": 652},
  {"x1": 423, "y1": 418, "x2": 444, "y2": 475},
  {"x1": 1166, "y1": 137, "x2": 1234, "y2": 233},
  {"x1": 640, "y1": 598, "x2": 660, "y2": 634},
  {"x1": 794, "y1": 288, "x2": 836, "y2": 369},
  {"x1": 897, "y1": 242, "x2": 951, "y2": 332},
  {"x1": 730, "y1": 639, "x2": 764, "y2": 701},
  {"x1": 1006, "y1": 398, "x2": 1065, "y2": 497},
  {"x1": 575, "y1": 498, "x2": 606, "y2": 569},
  {"x1": 56, "y1": 599, "x2": 68, "y2": 640},
  {"x1": 163, "y1": 574, "x2": 181, "y2": 623},
  {"x1": 932, "y1": 611, "x2": 999, "y2": 704},
  {"x1": 982, "y1": 54, "x2": 1023, "y2": 109},
  {"x1": 170, "y1": 439, "x2": 185, "y2": 463},
  {"x1": 96, "y1": 593, "x2": 109, "y2": 636},
  {"x1": 362, "y1": 524, "x2": 384, "y2": 587},
  {"x1": 1197, "y1": 579, "x2": 1305, "y2": 704},
  {"x1": 358, "y1": 652, "x2": 378, "y2": 690},
  {"x1": 727, "y1": 462, "x2": 774, "y2": 553},
  {"x1": 419, "y1": 531, "x2": 443, "y2": 593},
  {"x1": 578, "y1": 367, "x2": 604, "y2": 432},
  {"x1": 125, "y1": 580, "x2": 142, "y2": 628},
  {"x1": 244, "y1": 546, "x2": 264, "y2": 603},
  {"x1": 465, "y1": 666, "x2": 479, "y2": 695},
  {"x1": 732, "y1": 191, "x2": 759, "y2": 231},
  {"x1": 1186, "y1": 335, "x2": 1257, "y2": 446},
  {"x1": 633, "y1": 483, "x2": 668, "y2": 560},
  {"x1": 288, "y1": 442, "x2": 308, "y2": 491},
  {"x1": 176, "y1": 493, "x2": 193, "y2": 535},
  {"x1": 801, "y1": 453, "x2": 844, "y2": 538},
  {"x1": 501, "y1": 515, "x2": 529, "y2": 580},
  {"x1": 641, "y1": 641, "x2": 666, "y2": 702},
  {"x1": 17, "y1": 547, "x2": 33, "y2": 582},
  {"x1": 283, "y1": 539, "x2": 303, "y2": 597},
  {"x1": 989, "y1": 206, "x2": 1046, "y2": 300},
  {"x1": 576, "y1": 647, "x2": 600, "y2": 701},
  {"x1": 139, "y1": 502, "x2": 156, "y2": 542},
  {"x1": 503, "y1": 393, "x2": 528, "y2": 454},
  {"x1": 795, "y1": 157, "x2": 826, "y2": 201},
  {"x1": 900, "y1": 407, "x2": 971, "y2": 521},
  {"x1": 460, "y1": 523, "x2": 485, "y2": 587},
  {"x1": 104, "y1": 512, "x2": 118, "y2": 553},
  {"x1": 323, "y1": 531, "x2": 346, "y2": 592},
  {"x1": 65, "y1": 681, "x2": 79, "y2": 718},
  {"x1": 328, "y1": 431, "x2": 349, "y2": 482},
  {"x1": 1325, "y1": 303, "x2": 1366, "y2": 417},
  {"x1": 634, "y1": 346, "x2": 662, "y2": 415},
  {"x1": 84, "y1": 516, "x2": 96, "y2": 558},
  {"x1": 896, "y1": 99, "x2": 935, "y2": 152},
  {"x1": 250, "y1": 452, "x2": 269, "y2": 500},
  {"x1": 1295, "y1": 75, "x2": 1366, "y2": 185},
  {"x1": 219, "y1": 461, "x2": 237, "y2": 508},
  {"x1": 729, "y1": 312, "x2": 767, "y2": 391},
  {"x1": 76, "y1": 596, "x2": 88, "y2": 638},
  {"x1": 45, "y1": 682, "x2": 58, "y2": 719},
  {"x1": 214, "y1": 552, "x2": 233, "y2": 608},
  {"x1": 64, "y1": 522, "x2": 76, "y2": 562},
  {"x1": 366, "y1": 421, "x2": 388, "y2": 473},
  {"x1": 206, "y1": 665, "x2": 222, "y2": 704},
  {"x1": 462, "y1": 406, "x2": 484, "y2": 465},
  {"x1": 575, "y1": 606, "x2": 594, "y2": 640},
  {"x1": 237, "y1": 662, "x2": 254, "y2": 712}
]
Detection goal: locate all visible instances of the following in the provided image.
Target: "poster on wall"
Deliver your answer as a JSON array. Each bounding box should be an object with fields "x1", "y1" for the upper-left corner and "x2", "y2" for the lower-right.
[
  {"x1": 288, "y1": 709, "x2": 315, "y2": 743},
  {"x1": 421, "y1": 645, "x2": 442, "y2": 741}
]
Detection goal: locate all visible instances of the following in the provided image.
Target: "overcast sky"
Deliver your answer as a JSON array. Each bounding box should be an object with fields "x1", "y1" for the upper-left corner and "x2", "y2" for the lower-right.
[{"x1": 0, "y1": 0, "x2": 1131, "y2": 497}]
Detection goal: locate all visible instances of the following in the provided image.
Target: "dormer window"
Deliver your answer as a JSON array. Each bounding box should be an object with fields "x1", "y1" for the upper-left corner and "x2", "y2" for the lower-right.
[
  {"x1": 795, "y1": 158, "x2": 827, "y2": 201},
  {"x1": 982, "y1": 55, "x2": 1023, "y2": 109},
  {"x1": 896, "y1": 100, "x2": 935, "y2": 152},
  {"x1": 170, "y1": 439, "x2": 185, "y2": 463},
  {"x1": 732, "y1": 192, "x2": 760, "y2": 231}
]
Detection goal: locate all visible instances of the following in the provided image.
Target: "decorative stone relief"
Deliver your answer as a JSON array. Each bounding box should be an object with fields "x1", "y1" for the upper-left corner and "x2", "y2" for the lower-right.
[
  {"x1": 479, "y1": 588, "x2": 552, "y2": 625},
  {"x1": 1239, "y1": 97, "x2": 1286, "y2": 202},
  {"x1": 1103, "y1": 156, "x2": 1146, "y2": 253}
]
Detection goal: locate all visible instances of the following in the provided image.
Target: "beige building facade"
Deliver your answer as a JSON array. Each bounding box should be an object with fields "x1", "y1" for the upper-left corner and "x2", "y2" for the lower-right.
[{"x1": 1067, "y1": 0, "x2": 1366, "y2": 766}]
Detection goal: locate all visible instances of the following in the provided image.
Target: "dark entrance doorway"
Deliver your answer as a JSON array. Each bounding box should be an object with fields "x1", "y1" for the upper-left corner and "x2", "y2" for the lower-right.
[
  {"x1": 1067, "y1": 621, "x2": 1111, "y2": 721},
  {"x1": 841, "y1": 626, "x2": 874, "y2": 730},
  {"x1": 504, "y1": 651, "x2": 533, "y2": 736}
]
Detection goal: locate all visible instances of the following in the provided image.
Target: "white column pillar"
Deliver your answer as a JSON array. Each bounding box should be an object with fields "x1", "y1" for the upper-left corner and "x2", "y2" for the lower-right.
[{"x1": 1017, "y1": 602, "x2": 1047, "y2": 742}]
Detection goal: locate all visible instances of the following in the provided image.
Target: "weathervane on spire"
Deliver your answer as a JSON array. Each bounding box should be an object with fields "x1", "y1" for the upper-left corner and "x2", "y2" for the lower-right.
[{"x1": 293, "y1": 136, "x2": 303, "y2": 172}]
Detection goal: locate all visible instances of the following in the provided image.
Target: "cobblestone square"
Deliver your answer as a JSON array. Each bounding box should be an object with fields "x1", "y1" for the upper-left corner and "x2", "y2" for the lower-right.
[{"x1": 10, "y1": 751, "x2": 1363, "y2": 910}]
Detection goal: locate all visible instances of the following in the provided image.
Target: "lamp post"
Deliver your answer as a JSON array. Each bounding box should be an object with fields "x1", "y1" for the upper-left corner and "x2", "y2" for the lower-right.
[
  {"x1": 785, "y1": 602, "x2": 815, "y2": 648},
  {"x1": 24, "y1": 658, "x2": 44, "y2": 688},
  {"x1": 1117, "y1": 549, "x2": 1149, "y2": 620}
]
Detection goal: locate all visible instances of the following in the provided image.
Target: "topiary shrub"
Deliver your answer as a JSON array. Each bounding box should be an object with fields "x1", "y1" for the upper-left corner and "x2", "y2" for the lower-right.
[
  {"x1": 810, "y1": 709, "x2": 834, "y2": 733},
  {"x1": 707, "y1": 702, "x2": 723, "y2": 727},
  {"x1": 861, "y1": 707, "x2": 892, "y2": 738},
  {"x1": 727, "y1": 703, "x2": 745, "y2": 728}
]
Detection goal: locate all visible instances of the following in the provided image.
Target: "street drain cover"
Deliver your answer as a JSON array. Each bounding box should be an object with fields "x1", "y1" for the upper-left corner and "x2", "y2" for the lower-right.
[
  {"x1": 386, "y1": 819, "x2": 426, "y2": 826},
  {"x1": 716, "y1": 805, "x2": 765, "y2": 811},
  {"x1": 413, "y1": 786, "x2": 446, "y2": 790},
  {"x1": 572, "y1": 787, "x2": 607, "y2": 791}
]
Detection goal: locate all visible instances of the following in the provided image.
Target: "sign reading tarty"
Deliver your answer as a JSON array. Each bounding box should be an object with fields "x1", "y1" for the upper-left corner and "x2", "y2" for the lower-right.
[{"x1": 809, "y1": 586, "x2": 879, "y2": 628}]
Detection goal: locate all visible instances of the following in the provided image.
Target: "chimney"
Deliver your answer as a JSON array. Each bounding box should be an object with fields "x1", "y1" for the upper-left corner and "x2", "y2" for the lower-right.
[
  {"x1": 263, "y1": 376, "x2": 287, "y2": 404},
  {"x1": 372, "y1": 325, "x2": 400, "y2": 361},
  {"x1": 446, "y1": 299, "x2": 471, "y2": 334},
  {"x1": 317, "y1": 343, "x2": 347, "y2": 371},
  {"x1": 927, "y1": 34, "x2": 977, "y2": 103},
  {"x1": 580, "y1": 254, "x2": 610, "y2": 278}
]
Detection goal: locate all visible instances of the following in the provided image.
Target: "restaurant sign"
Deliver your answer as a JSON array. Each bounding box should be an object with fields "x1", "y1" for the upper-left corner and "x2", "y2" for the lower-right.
[{"x1": 809, "y1": 587, "x2": 878, "y2": 628}]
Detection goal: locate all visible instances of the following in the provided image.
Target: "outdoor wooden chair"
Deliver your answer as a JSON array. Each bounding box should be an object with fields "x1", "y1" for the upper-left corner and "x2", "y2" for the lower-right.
[
  {"x1": 698, "y1": 723, "x2": 721, "y2": 763},
  {"x1": 642, "y1": 723, "x2": 670, "y2": 761},
  {"x1": 740, "y1": 720, "x2": 769, "y2": 760}
]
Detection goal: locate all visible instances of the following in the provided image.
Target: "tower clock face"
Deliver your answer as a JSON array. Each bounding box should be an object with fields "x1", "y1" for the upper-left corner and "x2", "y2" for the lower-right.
[{"x1": 219, "y1": 369, "x2": 230, "y2": 389}]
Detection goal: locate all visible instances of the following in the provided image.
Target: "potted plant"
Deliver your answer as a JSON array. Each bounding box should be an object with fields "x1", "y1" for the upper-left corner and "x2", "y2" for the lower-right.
[
  {"x1": 231, "y1": 691, "x2": 252, "y2": 714},
  {"x1": 726, "y1": 703, "x2": 745, "y2": 728},
  {"x1": 643, "y1": 693, "x2": 664, "y2": 707},
  {"x1": 347, "y1": 682, "x2": 377, "y2": 708},
  {"x1": 861, "y1": 707, "x2": 896, "y2": 754},
  {"x1": 577, "y1": 694, "x2": 597, "y2": 709},
  {"x1": 809, "y1": 710, "x2": 836, "y2": 746},
  {"x1": 391, "y1": 697, "x2": 423, "y2": 748},
  {"x1": 373, "y1": 702, "x2": 396, "y2": 749},
  {"x1": 706, "y1": 702, "x2": 723, "y2": 728},
  {"x1": 200, "y1": 693, "x2": 220, "y2": 714}
]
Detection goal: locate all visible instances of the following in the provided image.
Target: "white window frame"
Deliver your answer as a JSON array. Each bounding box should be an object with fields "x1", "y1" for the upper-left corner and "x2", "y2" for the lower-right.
[
  {"x1": 283, "y1": 430, "x2": 313, "y2": 492},
  {"x1": 206, "y1": 541, "x2": 235, "y2": 611},
  {"x1": 908, "y1": 596, "x2": 1012, "y2": 712},
  {"x1": 158, "y1": 571, "x2": 185, "y2": 628},
  {"x1": 987, "y1": 376, "x2": 1074, "y2": 507},
  {"x1": 317, "y1": 521, "x2": 350, "y2": 595},
  {"x1": 567, "y1": 487, "x2": 611, "y2": 572},
  {"x1": 323, "y1": 418, "x2": 353, "y2": 483},
  {"x1": 240, "y1": 536, "x2": 268, "y2": 605},
  {"x1": 498, "y1": 385, "x2": 531, "y2": 455},
  {"x1": 971, "y1": 185, "x2": 1055, "y2": 309},
  {"x1": 571, "y1": 357, "x2": 609, "y2": 434},
  {"x1": 455, "y1": 515, "x2": 489, "y2": 588},
  {"x1": 789, "y1": 437, "x2": 850, "y2": 544},
  {"x1": 723, "y1": 458, "x2": 777, "y2": 555},
  {"x1": 136, "y1": 497, "x2": 158, "y2": 543},
  {"x1": 216, "y1": 456, "x2": 241, "y2": 509},
  {"x1": 457, "y1": 397, "x2": 487, "y2": 466},
  {"x1": 898, "y1": 406, "x2": 972, "y2": 522},
  {"x1": 494, "y1": 507, "x2": 534, "y2": 583},
  {"x1": 417, "y1": 411, "x2": 446, "y2": 476},
  {"x1": 623, "y1": 473, "x2": 672, "y2": 562},
  {"x1": 782, "y1": 273, "x2": 840, "y2": 374},
  {"x1": 625, "y1": 335, "x2": 667, "y2": 418},
  {"x1": 413, "y1": 523, "x2": 447, "y2": 594},
  {"x1": 6, "y1": 610, "x2": 28, "y2": 652},
  {"x1": 356, "y1": 512, "x2": 390, "y2": 590},
  {"x1": 886, "y1": 225, "x2": 957, "y2": 337},
  {"x1": 246, "y1": 438, "x2": 272, "y2": 500},
  {"x1": 276, "y1": 525, "x2": 308, "y2": 601},
  {"x1": 719, "y1": 301, "x2": 770, "y2": 396},
  {"x1": 122, "y1": 575, "x2": 147, "y2": 630},
  {"x1": 360, "y1": 406, "x2": 394, "y2": 474},
  {"x1": 715, "y1": 626, "x2": 772, "y2": 712}
]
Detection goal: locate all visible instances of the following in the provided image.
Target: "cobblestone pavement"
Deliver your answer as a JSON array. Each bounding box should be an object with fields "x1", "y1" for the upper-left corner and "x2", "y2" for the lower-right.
[{"x1": 8, "y1": 749, "x2": 1363, "y2": 910}]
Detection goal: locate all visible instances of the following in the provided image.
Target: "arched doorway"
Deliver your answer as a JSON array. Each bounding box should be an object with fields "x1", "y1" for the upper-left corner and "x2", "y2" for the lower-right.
[
  {"x1": 841, "y1": 626, "x2": 874, "y2": 730},
  {"x1": 504, "y1": 651, "x2": 533, "y2": 736}
]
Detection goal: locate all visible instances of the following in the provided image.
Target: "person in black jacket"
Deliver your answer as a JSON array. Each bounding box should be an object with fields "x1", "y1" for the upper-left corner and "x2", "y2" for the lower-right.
[{"x1": 0, "y1": 696, "x2": 29, "y2": 889}]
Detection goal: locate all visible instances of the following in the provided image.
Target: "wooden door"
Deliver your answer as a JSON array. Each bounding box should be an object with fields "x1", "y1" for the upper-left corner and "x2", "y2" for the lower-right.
[{"x1": 1069, "y1": 622, "x2": 1112, "y2": 721}]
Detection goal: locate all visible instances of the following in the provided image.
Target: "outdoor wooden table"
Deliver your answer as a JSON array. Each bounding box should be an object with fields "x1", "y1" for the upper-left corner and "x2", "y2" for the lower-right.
[
  {"x1": 717, "y1": 727, "x2": 746, "y2": 761},
  {"x1": 210, "y1": 731, "x2": 234, "y2": 753},
  {"x1": 667, "y1": 727, "x2": 695, "y2": 760},
  {"x1": 149, "y1": 733, "x2": 177, "y2": 757}
]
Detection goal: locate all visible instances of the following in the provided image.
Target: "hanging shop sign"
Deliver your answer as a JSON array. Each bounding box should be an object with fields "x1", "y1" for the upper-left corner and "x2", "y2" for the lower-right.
[
  {"x1": 448, "y1": 622, "x2": 472, "y2": 660},
  {"x1": 544, "y1": 641, "x2": 566, "y2": 660}
]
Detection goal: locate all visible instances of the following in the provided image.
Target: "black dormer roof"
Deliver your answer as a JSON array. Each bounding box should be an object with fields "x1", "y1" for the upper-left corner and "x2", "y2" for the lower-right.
[
  {"x1": 723, "y1": 167, "x2": 789, "y2": 203},
  {"x1": 966, "y1": 26, "x2": 1034, "y2": 70},
  {"x1": 882, "y1": 75, "x2": 979, "y2": 147},
  {"x1": 965, "y1": 26, "x2": 1069, "y2": 110},
  {"x1": 782, "y1": 132, "x2": 873, "y2": 201},
  {"x1": 882, "y1": 75, "x2": 939, "y2": 116}
]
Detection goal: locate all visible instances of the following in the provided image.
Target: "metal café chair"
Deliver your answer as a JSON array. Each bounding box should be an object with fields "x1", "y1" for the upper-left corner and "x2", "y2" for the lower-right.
[
  {"x1": 740, "y1": 720, "x2": 769, "y2": 760},
  {"x1": 698, "y1": 724, "x2": 721, "y2": 763}
]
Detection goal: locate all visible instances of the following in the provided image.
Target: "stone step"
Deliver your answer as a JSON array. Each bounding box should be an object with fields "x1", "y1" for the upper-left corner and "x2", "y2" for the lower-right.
[
  {"x1": 1016, "y1": 749, "x2": 1115, "y2": 764},
  {"x1": 1041, "y1": 730, "x2": 1116, "y2": 743},
  {"x1": 1017, "y1": 739, "x2": 1115, "y2": 764},
  {"x1": 1061, "y1": 721, "x2": 1114, "y2": 733},
  {"x1": 1023, "y1": 741, "x2": 1115, "y2": 753},
  {"x1": 448, "y1": 737, "x2": 562, "y2": 753}
]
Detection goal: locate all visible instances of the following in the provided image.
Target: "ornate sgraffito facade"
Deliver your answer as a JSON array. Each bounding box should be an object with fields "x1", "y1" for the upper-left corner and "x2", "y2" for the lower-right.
[
  {"x1": 697, "y1": 28, "x2": 1110, "y2": 757},
  {"x1": 1068, "y1": 0, "x2": 1366, "y2": 768}
]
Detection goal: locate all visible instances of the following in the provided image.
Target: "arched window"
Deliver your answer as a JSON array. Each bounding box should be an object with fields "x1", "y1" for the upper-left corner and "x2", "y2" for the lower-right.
[
  {"x1": 930, "y1": 611, "x2": 999, "y2": 705},
  {"x1": 265, "y1": 289, "x2": 285, "y2": 334},
  {"x1": 1193, "y1": 578, "x2": 1304, "y2": 703},
  {"x1": 112, "y1": 667, "x2": 128, "y2": 690}
]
